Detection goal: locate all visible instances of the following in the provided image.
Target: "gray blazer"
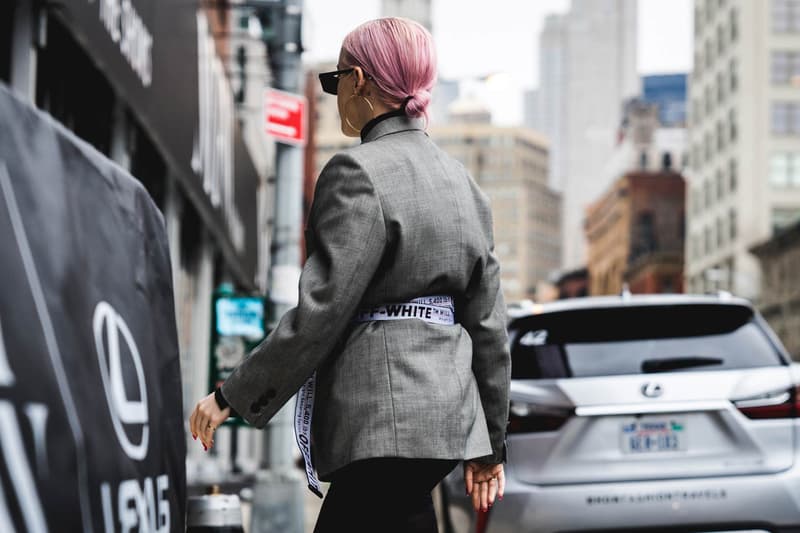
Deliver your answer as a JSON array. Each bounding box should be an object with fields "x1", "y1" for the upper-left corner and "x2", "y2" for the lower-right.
[{"x1": 222, "y1": 115, "x2": 510, "y2": 480}]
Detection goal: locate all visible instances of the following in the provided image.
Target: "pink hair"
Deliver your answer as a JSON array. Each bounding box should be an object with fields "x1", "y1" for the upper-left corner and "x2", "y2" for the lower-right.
[{"x1": 342, "y1": 17, "x2": 437, "y2": 122}]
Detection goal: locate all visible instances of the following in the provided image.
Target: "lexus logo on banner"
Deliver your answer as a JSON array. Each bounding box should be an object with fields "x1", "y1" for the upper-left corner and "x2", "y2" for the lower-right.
[{"x1": 93, "y1": 302, "x2": 150, "y2": 461}]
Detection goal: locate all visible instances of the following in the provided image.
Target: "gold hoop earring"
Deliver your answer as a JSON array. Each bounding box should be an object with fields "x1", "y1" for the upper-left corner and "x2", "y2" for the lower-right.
[{"x1": 344, "y1": 94, "x2": 375, "y2": 133}]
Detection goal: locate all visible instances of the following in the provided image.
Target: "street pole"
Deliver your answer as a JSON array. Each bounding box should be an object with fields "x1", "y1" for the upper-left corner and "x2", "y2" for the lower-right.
[
  {"x1": 264, "y1": 0, "x2": 304, "y2": 472},
  {"x1": 249, "y1": 1, "x2": 306, "y2": 531}
]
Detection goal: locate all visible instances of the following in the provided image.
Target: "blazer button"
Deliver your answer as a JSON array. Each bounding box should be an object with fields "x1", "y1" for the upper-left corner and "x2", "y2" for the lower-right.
[{"x1": 250, "y1": 402, "x2": 260, "y2": 414}]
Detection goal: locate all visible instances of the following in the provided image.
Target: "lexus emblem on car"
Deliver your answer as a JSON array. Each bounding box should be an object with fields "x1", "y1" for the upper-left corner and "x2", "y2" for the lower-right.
[{"x1": 641, "y1": 382, "x2": 663, "y2": 398}]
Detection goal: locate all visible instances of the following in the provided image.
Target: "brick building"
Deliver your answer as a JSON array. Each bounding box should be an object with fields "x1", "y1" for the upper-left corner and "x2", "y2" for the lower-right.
[{"x1": 585, "y1": 170, "x2": 686, "y2": 295}]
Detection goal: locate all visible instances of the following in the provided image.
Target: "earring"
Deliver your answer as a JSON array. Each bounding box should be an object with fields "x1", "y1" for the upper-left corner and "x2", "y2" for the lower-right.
[{"x1": 344, "y1": 94, "x2": 375, "y2": 133}]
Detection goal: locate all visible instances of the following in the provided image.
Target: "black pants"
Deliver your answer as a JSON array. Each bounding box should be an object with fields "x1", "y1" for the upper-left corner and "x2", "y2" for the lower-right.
[{"x1": 313, "y1": 458, "x2": 459, "y2": 533}]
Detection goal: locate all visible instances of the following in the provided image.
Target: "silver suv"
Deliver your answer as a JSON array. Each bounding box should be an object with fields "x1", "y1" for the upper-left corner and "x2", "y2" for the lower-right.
[{"x1": 441, "y1": 294, "x2": 800, "y2": 533}]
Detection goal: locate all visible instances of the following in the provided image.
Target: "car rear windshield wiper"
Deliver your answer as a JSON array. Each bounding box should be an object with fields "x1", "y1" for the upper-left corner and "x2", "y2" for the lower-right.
[{"x1": 641, "y1": 356, "x2": 724, "y2": 373}]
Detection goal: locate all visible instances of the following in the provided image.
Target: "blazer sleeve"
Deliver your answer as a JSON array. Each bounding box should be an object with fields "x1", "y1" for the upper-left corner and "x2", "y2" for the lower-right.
[
  {"x1": 461, "y1": 195, "x2": 511, "y2": 464},
  {"x1": 221, "y1": 153, "x2": 386, "y2": 428}
]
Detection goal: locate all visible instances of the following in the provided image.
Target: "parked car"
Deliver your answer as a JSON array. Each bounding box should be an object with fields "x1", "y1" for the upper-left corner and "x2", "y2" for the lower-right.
[{"x1": 441, "y1": 294, "x2": 800, "y2": 533}]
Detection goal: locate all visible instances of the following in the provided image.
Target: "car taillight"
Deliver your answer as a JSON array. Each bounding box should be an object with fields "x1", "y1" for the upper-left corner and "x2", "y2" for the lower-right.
[
  {"x1": 507, "y1": 400, "x2": 573, "y2": 433},
  {"x1": 734, "y1": 386, "x2": 799, "y2": 419}
]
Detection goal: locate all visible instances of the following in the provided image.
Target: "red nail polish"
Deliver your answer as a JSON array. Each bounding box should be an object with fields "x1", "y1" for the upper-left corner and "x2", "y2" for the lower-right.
[
  {"x1": 203, "y1": 445, "x2": 207, "y2": 451},
  {"x1": 192, "y1": 434, "x2": 197, "y2": 440}
]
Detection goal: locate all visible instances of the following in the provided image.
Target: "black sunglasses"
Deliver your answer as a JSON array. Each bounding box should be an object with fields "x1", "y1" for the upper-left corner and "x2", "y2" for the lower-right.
[{"x1": 318, "y1": 68, "x2": 354, "y2": 95}]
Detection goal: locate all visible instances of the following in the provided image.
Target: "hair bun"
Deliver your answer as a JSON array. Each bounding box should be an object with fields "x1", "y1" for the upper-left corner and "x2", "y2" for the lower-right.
[{"x1": 404, "y1": 90, "x2": 432, "y2": 119}]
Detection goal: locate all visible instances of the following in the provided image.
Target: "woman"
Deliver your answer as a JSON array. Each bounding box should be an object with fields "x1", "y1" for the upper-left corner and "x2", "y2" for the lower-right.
[{"x1": 190, "y1": 17, "x2": 510, "y2": 532}]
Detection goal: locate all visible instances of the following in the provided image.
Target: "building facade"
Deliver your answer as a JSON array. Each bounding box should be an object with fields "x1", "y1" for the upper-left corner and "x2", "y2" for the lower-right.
[
  {"x1": 750, "y1": 220, "x2": 800, "y2": 360},
  {"x1": 2, "y1": 0, "x2": 275, "y2": 482},
  {"x1": 643, "y1": 73, "x2": 689, "y2": 128},
  {"x1": 381, "y1": 0, "x2": 432, "y2": 31},
  {"x1": 429, "y1": 123, "x2": 560, "y2": 303},
  {"x1": 686, "y1": 0, "x2": 800, "y2": 300},
  {"x1": 536, "y1": 0, "x2": 640, "y2": 269},
  {"x1": 585, "y1": 170, "x2": 686, "y2": 296}
]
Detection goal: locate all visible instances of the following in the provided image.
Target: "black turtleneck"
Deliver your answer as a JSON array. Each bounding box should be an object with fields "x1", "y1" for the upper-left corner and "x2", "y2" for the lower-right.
[{"x1": 360, "y1": 108, "x2": 407, "y2": 142}]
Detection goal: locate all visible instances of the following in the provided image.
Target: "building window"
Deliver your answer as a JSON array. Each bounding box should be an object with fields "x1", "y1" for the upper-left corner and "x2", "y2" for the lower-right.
[
  {"x1": 717, "y1": 25, "x2": 725, "y2": 56},
  {"x1": 716, "y1": 121, "x2": 725, "y2": 151},
  {"x1": 695, "y1": 7, "x2": 703, "y2": 36},
  {"x1": 704, "y1": 179, "x2": 712, "y2": 208},
  {"x1": 716, "y1": 168, "x2": 725, "y2": 199},
  {"x1": 705, "y1": 226, "x2": 712, "y2": 254},
  {"x1": 728, "y1": 109, "x2": 737, "y2": 141},
  {"x1": 717, "y1": 217, "x2": 725, "y2": 247},
  {"x1": 705, "y1": 40, "x2": 713, "y2": 69},
  {"x1": 730, "y1": 8, "x2": 738, "y2": 41},
  {"x1": 771, "y1": 50, "x2": 800, "y2": 85},
  {"x1": 729, "y1": 158, "x2": 737, "y2": 192},
  {"x1": 716, "y1": 72, "x2": 726, "y2": 102},
  {"x1": 729, "y1": 59, "x2": 738, "y2": 92},
  {"x1": 772, "y1": 0, "x2": 800, "y2": 33},
  {"x1": 729, "y1": 208, "x2": 737, "y2": 240},
  {"x1": 704, "y1": 86, "x2": 713, "y2": 115},
  {"x1": 772, "y1": 207, "x2": 800, "y2": 232},
  {"x1": 692, "y1": 98, "x2": 701, "y2": 123},
  {"x1": 704, "y1": 132, "x2": 712, "y2": 162},
  {"x1": 692, "y1": 144, "x2": 701, "y2": 171},
  {"x1": 769, "y1": 153, "x2": 800, "y2": 187},
  {"x1": 772, "y1": 101, "x2": 800, "y2": 135}
]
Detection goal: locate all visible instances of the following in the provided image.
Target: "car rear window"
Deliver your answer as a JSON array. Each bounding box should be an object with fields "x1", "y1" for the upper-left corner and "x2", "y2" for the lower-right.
[{"x1": 508, "y1": 304, "x2": 784, "y2": 379}]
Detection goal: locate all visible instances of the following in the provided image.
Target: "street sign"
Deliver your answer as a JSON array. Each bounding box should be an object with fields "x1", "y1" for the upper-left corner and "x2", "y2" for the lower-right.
[
  {"x1": 209, "y1": 287, "x2": 268, "y2": 426},
  {"x1": 265, "y1": 88, "x2": 307, "y2": 146}
]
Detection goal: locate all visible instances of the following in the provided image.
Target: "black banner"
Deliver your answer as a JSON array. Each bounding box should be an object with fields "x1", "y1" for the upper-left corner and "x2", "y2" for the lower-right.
[{"x1": 0, "y1": 84, "x2": 186, "y2": 531}]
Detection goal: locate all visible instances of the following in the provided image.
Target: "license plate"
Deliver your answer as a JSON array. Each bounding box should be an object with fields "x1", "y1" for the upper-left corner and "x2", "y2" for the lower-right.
[{"x1": 620, "y1": 418, "x2": 687, "y2": 454}]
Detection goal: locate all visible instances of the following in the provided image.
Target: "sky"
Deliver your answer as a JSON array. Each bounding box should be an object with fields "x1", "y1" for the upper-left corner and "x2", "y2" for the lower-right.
[{"x1": 302, "y1": 0, "x2": 693, "y2": 125}]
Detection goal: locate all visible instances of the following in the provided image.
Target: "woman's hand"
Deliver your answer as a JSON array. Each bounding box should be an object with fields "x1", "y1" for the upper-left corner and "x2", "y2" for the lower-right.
[
  {"x1": 463, "y1": 461, "x2": 504, "y2": 512},
  {"x1": 189, "y1": 392, "x2": 230, "y2": 451}
]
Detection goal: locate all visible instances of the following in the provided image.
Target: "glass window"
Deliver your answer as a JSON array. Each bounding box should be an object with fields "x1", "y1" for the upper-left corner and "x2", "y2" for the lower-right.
[
  {"x1": 730, "y1": 8, "x2": 738, "y2": 40},
  {"x1": 792, "y1": 154, "x2": 800, "y2": 186},
  {"x1": 717, "y1": 25, "x2": 725, "y2": 55},
  {"x1": 717, "y1": 121, "x2": 725, "y2": 151},
  {"x1": 717, "y1": 217, "x2": 725, "y2": 247},
  {"x1": 772, "y1": 207, "x2": 800, "y2": 232},
  {"x1": 772, "y1": 102, "x2": 792, "y2": 134},
  {"x1": 729, "y1": 109, "x2": 737, "y2": 141},
  {"x1": 729, "y1": 208, "x2": 737, "y2": 240},
  {"x1": 773, "y1": 0, "x2": 800, "y2": 33},
  {"x1": 705, "y1": 226, "x2": 712, "y2": 253},
  {"x1": 770, "y1": 154, "x2": 790, "y2": 187},
  {"x1": 704, "y1": 132, "x2": 712, "y2": 162},
  {"x1": 773, "y1": 51, "x2": 790, "y2": 84},
  {"x1": 717, "y1": 72, "x2": 725, "y2": 102},
  {"x1": 729, "y1": 158, "x2": 737, "y2": 191},
  {"x1": 716, "y1": 169, "x2": 725, "y2": 199},
  {"x1": 695, "y1": 7, "x2": 703, "y2": 36},
  {"x1": 508, "y1": 306, "x2": 782, "y2": 379},
  {"x1": 729, "y1": 59, "x2": 738, "y2": 92},
  {"x1": 705, "y1": 40, "x2": 713, "y2": 69}
]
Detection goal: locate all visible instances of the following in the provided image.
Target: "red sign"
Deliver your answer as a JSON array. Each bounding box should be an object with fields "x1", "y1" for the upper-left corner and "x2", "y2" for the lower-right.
[{"x1": 265, "y1": 89, "x2": 307, "y2": 146}]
